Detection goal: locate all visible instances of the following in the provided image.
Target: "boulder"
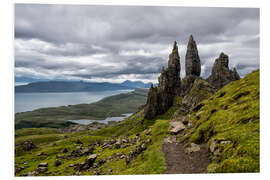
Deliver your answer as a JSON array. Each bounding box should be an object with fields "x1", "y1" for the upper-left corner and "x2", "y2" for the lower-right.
[
  {"x1": 38, "y1": 162, "x2": 48, "y2": 167},
  {"x1": 54, "y1": 159, "x2": 61, "y2": 166},
  {"x1": 36, "y1": 167, "x2": 48, "y2": 173},
  {"x1": 85, "y1": 154, "x2": 97, "y2": 166},
  {"x1": 169, "y1": 121, "x2": 186, "y2": 134},
  {"x1": 61, "y1": 148, "x2": 68, "y2": 153},
  {"x1": 185, "y1": 143, "x2": 201, "y2": 154},
  {"x1": 185, "y1": 35, "x2": 201, "y2": 76},
  {"x1": 20, "y1": 140, "x2": 37, "y2": 151}
]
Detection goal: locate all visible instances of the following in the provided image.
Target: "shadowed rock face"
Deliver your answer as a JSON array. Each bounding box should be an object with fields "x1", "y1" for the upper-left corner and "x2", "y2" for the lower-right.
[
  {"x1": 207, "y1": 53, "x2": 240, "y2": 89},
  {"x1": 185, "y1": 35, "x2": 201, "y2": 76},
  {"x1": 144, "y1": 41, "x2": 181, "y2": 119}
]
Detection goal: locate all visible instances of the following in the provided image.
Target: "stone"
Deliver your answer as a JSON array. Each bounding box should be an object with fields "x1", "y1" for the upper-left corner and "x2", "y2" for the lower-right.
[
  {"x1": 69, "y1": 164, "x2": 75, "y2": 167},
  {"x1": 38, "y1": 162, "x2": 48, "y2": 167},
  {"x1": 20, "y1": 140, "x2": 37, "y2": 151},
  {"x1": 144, "y1": 41, "x2": 181, "y2": 119},
  {"x1": 210, "y1": 140, "x2": 217, "y2": 153},
  {"x1": 163, "y1": 136, "x2": 177, "y2": 144},
  {"x1": 82, "y1": 147, "x2": 93, "y2": 155},
  {"x1": 85, "y1": 154, "x2": 97, "y2": 166},
  {"x1": 75, "y1": 139, "x2": 83, "y2": 144},
  {"x1": 220, "y1": 140, "x2": 232, "y2": 144},
  {"x1": 169, "y1": 121, "x2": 186, "y2": 134},
  {"x1": 37, "y1": 152, "x2": 45, "y2": 156},
  {"x1": 61, "y1": 148, "x2": 68, "y2": 153},
  {"x1": 185, "y1": 35, "x2": 201, "y2": 76},
  {"x1": 54, "y1": 159, "x2": 61, "y2": 166},
  {"x1": 185, "y1": 143, "x2": 200, "y2": 154},
  {"x1": 207, "y1": 52, "x2": 240, "y2": 89},
  {"x1": 36, "y1": 167, "x2": 48, "y2": 173},
  {"x1": 114, "y1": 139, "x2": 122, "y2": 149}
]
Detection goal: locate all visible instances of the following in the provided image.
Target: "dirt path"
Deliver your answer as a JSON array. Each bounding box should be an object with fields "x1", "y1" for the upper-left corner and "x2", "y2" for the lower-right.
[{"x1": 162, "y1": 140, "x2": 210, "y2": 174}]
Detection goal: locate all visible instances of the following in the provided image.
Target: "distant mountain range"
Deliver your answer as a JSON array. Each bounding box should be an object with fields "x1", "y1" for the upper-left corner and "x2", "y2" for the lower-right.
[{"x1": 15, "y1": 80, "x2": 155, "y2": 93}]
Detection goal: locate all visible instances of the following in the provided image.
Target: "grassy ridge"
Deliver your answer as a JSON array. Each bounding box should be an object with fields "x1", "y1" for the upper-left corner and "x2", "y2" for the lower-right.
[
  {"x1": 15, "y1": 88, "x2": 148, "y2": 129},
  {"x1": 184, "y1": 70, "x2": 260, "y2": 172}
]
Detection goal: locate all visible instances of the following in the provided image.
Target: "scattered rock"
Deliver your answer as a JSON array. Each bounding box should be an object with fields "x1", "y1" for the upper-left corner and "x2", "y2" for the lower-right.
[
  {"x1": 38, "y1": 162, "x2": 48, "y2": 167},
  {"x1": 210, "y1": 140, "x2": 217, "y2": 153},
  {"x1": 69, "y1": 164, "x2": 75, "y2": 167},
  {"x1": 61, "y1": 148, "x2": 68, "y2": 153},
  {"x1": 36, "y1": 167, "x2": 48, "y2": 173},
  {"x1": 169, "y1": 121, "x2": 186, "y2": 134},
  {"x1": 164, "y1": 136, "x2": 177, "y2": 144},
  {"x1": 220, "y1": 140, "x2": 231, "y2": 144},
  {"x1": 85, "y1": 154, "x2": 97, "y2": 166},
  {"x1": 54, "y1": 159, "x2": 61, "y2": 166},
  {"x1": 20, "y1": 140, "x2": 37, "y2": 151},
  {"x1": 75, "y1": 139, "x2": 83, "y2": 144},
  {"x1": 185, "y1": 143, "x2": 201, "y2": 154},
  {"x1": 37, "y1": 152, "x2": 45, "y2": 156}
]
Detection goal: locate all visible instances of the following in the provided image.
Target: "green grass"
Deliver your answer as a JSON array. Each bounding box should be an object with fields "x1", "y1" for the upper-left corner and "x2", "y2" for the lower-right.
[{"x1": 183, "y1": 70, "x2": 260, "y2": 173}]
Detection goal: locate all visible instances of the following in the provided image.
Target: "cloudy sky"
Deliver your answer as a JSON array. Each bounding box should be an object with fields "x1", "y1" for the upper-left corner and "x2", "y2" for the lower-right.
[{"x1": 15, "y1": 4, "x2": 259, "y2": 83}]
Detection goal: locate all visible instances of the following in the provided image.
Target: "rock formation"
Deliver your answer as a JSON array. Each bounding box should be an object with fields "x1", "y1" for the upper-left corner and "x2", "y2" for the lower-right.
[
  {"x1": 144, "y1": 41, "x2": 181, "y2": 119},
  {"x1": 207, "y1": 52, "x2": 240, "y2": 89},
  {"x1": 185, "y1": 35, "x2": 201, "y2": 76},
  {"x1": 144, "y1": 36, "x2": 240, "y2": 120}
]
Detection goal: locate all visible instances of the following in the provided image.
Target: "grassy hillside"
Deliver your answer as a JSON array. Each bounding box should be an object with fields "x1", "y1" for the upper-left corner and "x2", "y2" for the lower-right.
[
  {"x1": 15, "y1": 88, "x2": 148, "y2": 129},
  {"x1": 14, "y1": 70, "x2": 259, "y2": 176},
  {"x1": 183, "y1": 70, "x2": 259, "y2": 172}
]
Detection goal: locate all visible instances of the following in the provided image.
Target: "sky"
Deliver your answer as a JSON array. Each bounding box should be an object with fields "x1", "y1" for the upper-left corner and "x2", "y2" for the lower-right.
[{"x1": 15, "y1": 4, "x2": 260, "y2": 83}]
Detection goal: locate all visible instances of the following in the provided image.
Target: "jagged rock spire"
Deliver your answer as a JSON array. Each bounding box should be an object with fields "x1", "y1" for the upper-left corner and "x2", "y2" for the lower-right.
[
  {"x1": 144, "y1": 41, "x2": 181, "y2": 119},
  {"x1": 185, "y1": 35, "x2": 201, "y2": 76},
  {"x1": 207, "y1": 52, "x2": 240, "y2": 89}
]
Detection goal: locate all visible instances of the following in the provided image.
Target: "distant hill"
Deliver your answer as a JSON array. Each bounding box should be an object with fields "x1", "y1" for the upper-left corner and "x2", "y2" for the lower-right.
[
  {"x1": 121, "y1": 80, "x2": 153, "y2": 88},
  {"x1": 15, "y1": 88, "x2": 148, "y2": 129},
  {"x1": 15, "y1": 80, "x2": 152, "y2": 93}
]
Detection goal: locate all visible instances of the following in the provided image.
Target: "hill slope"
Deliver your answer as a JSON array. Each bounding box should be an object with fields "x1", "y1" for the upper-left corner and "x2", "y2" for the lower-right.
[
  {"x1": 15, "y1": 80, "x2": 152, "y2": 93},
  {"x1": 14, "y1": 70, "x2": 259, "y2": 176}
]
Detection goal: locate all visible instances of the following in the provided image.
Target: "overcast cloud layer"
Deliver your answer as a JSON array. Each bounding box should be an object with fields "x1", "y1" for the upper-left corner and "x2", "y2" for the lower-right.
[{"x1": 15, "y1": 4, "x2": 260, "y2": 83}]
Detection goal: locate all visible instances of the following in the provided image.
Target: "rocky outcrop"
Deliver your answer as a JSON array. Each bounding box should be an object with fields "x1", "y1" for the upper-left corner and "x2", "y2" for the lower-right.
[
  {"x1": 185, "y1": 35, "x2": 201, "y2": 76},
  {"x1": 144, "y1": 37, "x2": 240, "y2": 121},
  {"x1": 180, "y1": 75, "x2": 198, "y2": 96},
  {"x1": 182, "y1": 78, "x2": 216, "y2": 110},
  {"x1": 144, "y1": 41, "x2": 181, "y2": 119},
  {"x1": 207, "y1": 53, "x2": 240, "y2": 89}
]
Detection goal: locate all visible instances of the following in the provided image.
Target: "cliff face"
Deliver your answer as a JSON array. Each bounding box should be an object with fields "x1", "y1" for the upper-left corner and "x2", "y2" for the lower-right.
[
  {"x1": 144, "y1": 41, "x2": 181, "y2": 119},
  {"x1": 144, "y1": 36, "x2": 240, "y2": 120},
  {"x1": 207, "y1": 53, "x2": 240, "y2": 89}
]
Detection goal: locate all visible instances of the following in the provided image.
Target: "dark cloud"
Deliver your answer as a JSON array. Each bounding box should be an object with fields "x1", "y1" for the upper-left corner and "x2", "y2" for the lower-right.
[{"x1": 14, "y1": 4, "x2": 260, "y2": 83}]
